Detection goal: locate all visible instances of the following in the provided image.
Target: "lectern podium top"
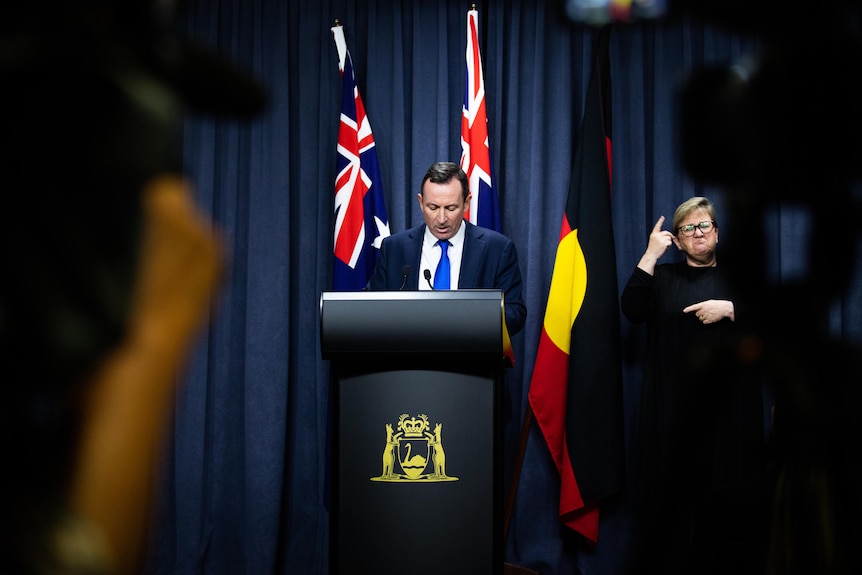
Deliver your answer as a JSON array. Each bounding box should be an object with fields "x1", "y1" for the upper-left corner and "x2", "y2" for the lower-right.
[{"x1": 320, "y1": 290, "x2": 510, "y2": 358}]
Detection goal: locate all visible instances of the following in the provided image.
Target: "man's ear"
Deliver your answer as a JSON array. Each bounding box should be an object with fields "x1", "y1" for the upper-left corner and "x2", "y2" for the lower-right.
[{"x1": 672, "y1": 236, "x2": 681, "y2": 250}]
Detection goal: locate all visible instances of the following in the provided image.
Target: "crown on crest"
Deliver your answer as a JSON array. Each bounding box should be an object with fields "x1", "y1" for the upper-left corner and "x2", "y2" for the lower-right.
[{"x1": 398, "y1": 413, "x2": 430, "y2": 437}]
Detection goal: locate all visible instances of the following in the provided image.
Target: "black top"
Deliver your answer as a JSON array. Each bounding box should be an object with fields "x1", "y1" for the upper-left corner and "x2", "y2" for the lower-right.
[{"x1": 621, "y1": 262, "x2": 772, "y2": 574}]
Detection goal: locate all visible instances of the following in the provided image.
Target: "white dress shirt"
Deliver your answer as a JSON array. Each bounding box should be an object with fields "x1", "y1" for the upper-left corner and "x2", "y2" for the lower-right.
[{"x1": 419, "y1": 222, "x2": 465, "y2": 290}]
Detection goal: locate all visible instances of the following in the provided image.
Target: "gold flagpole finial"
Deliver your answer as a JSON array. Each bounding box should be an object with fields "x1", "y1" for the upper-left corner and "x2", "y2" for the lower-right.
[{"x1": 334, "y1": 18, "x2": 340, "y2": 27}]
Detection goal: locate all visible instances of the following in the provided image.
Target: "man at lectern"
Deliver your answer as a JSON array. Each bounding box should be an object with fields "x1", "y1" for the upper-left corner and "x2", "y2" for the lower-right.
[{"x1": 368, "y1": 161, "x2": 526, "y2": 336}]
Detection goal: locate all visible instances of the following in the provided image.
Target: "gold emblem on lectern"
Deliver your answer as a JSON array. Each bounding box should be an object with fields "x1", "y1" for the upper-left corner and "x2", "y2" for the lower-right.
[{"x1": 371, "y1": 413, "x2": 458, "y2": 482}]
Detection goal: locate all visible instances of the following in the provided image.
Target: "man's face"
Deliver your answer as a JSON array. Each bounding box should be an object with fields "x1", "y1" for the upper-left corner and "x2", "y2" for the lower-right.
[{"x1": 418, "y1": 179, "x2": 471, "y2": 241}]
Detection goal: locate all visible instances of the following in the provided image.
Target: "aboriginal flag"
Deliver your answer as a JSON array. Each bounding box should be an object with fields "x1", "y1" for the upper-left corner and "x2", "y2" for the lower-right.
[{"x1": 526, "y1": 25, "x2": 623, "y2": 545}]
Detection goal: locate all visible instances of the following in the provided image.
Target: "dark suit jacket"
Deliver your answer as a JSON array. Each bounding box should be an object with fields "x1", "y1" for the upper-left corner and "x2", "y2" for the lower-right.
[{"x1": 368, "y1": 221, "x2": 526, "y2": 335}]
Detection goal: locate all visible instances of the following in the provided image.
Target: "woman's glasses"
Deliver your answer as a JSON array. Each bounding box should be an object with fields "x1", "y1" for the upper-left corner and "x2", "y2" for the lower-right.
[{"x1": 677, "y1": 220, "x2": 715, "y2": 237}]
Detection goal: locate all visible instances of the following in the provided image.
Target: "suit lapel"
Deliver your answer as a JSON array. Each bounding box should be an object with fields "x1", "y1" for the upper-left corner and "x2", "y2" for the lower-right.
[{"x1": 408, "y1": 226, "x2": 425, "y2": 289}]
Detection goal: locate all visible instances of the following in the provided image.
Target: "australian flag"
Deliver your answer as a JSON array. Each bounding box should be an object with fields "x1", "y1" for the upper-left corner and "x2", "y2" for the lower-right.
[
  {"x1": 331, "y1": 24, "x2": 390, "y2": 291},
  {"x1": 460, "y1": 7, "x2": 500, "y2": 232}
]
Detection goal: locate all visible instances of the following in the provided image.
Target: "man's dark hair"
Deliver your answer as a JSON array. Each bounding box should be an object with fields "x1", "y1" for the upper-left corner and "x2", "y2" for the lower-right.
[{"x1": 421, "y1": 162, "x2": 469, "y2": 201}]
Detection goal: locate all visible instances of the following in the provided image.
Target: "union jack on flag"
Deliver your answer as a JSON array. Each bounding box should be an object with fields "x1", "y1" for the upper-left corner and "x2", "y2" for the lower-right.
[
  {"x1": 331, "y1": 24, "x2": 390, "y2": 291},
  {"x1": 460, "y1": 8, "x2": 500, "y2": 232}
]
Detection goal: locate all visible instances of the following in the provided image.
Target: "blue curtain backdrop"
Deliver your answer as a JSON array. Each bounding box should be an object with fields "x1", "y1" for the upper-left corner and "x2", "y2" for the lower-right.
[{"x1": 143, "y1": 1, "x2": 862, "y2": 574}]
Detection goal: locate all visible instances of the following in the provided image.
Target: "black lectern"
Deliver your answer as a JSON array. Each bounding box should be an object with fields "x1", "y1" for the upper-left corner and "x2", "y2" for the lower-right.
[{"x1": 320, "y1": 290, "x2": 509, "y2": 575}]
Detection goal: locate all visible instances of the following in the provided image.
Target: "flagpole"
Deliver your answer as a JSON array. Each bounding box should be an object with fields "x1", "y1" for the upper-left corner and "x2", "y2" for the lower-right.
[
  {"x1": 504, "y1": 403, "x2": 533, "y2": 539},
  {"x1": 505, "y1": 408, "x2": 542, "y2": 575}
]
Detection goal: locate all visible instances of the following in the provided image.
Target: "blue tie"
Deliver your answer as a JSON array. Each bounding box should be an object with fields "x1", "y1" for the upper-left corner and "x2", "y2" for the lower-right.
[{"x1": 433, "y1": 240, "x2": 450, "y2": 290}]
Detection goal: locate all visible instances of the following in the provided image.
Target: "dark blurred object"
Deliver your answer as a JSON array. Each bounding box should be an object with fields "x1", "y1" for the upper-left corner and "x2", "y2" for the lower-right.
[
  {"x1": 674, "y1": 2, "x2": 862, "y2": 575},
  {"x1": 564, "y1": 0, "x2": 670, "y2": 24},
  {"x1": 0, "y1": 0, "x2": 266, "y2": 388},
  {"x1": 0, "y1": 1, "x2": 265, "y2": 572},
  {"x1": 680, "y1": 11, "x2": 862, "y2": 190}
]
